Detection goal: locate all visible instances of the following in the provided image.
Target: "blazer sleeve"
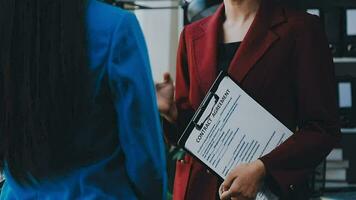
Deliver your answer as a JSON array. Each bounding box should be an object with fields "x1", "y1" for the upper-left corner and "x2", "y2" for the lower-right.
[
  {"x1": 162, "y1": 28, "x2": 195, "y2": 145},
  {"x1": 107, "y1": 12, "x2": 167, "y2": 200},
  {"x1": 259, "y1": 16, "x2": 341, "y2": 197}
]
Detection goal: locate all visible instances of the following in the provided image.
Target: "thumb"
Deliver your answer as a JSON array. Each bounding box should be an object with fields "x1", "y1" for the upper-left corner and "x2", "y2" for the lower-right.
[
  {"x1": 220, "y1": 190, "x2": 232, "y2": 200},
  {"x1": 155, "y1": 73, "x2": 171, "y2": 88},
  {"x1": 163, "y1": 72, "x2": 173, "y2": 83}
]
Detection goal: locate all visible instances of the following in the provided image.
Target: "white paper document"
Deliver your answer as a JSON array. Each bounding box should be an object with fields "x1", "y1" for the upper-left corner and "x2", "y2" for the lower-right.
[{"x1": 179, "y1": 73, "x2": 293, "y2": 200}]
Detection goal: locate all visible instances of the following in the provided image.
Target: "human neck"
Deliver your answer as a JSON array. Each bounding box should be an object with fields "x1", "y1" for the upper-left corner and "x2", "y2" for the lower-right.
[{"x1": 223, "y1": 0, "x2": 261, "y2": 24}]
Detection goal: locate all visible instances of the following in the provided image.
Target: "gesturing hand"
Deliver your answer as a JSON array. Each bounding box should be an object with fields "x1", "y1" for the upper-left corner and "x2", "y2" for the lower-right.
[
  {"x1": 155, "y1": 73, "x2": 177, "y2": 122},
  {"x1": 219, "y1": 159, "x2": 266, "y2": 200}
]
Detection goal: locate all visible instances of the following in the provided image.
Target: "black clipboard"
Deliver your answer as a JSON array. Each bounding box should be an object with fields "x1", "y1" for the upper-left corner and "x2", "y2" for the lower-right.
[
  {"x1": 176, "y1": 71, "x2": 287, "y2": 200},
  {"x1": 177, "y1": 70, "x2": 292, "y2": 182},
  {"x1": 178, "y1": 71, "x2": 228, "y2": 145}
]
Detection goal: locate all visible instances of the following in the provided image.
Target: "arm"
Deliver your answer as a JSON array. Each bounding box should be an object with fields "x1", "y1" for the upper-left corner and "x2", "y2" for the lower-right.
[
  {"x1": 259, "y1": 16, "x2": 341, "y2": 197},
  {"x1": 108, "y1": 12, "x2": 167, "y2": 200}
]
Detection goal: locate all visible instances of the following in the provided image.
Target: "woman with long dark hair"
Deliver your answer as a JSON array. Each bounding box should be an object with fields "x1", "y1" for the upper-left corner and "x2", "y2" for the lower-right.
[{"x1": 0, "y1": 0, "x2": 167, "y2": 199}]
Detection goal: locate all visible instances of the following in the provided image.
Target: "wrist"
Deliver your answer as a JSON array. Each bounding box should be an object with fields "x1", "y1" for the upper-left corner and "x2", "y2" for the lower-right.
[{"x1": 254, "y1": 159, "x2": 266, "y2": 179}]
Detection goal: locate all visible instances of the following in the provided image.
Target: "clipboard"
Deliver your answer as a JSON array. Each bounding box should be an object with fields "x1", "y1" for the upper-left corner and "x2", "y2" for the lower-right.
[
  {"x1": 178, "y1": 71, "x2": 228, "y2": 149},
  {"x1": 177, "y1": 71, "x2": 293, "y2": 200}
]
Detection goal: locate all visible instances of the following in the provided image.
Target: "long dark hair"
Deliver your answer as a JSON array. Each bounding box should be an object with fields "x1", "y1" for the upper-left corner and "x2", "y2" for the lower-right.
[{"x1": 0, "y1": 0, "x2": 91, "y2": 182}]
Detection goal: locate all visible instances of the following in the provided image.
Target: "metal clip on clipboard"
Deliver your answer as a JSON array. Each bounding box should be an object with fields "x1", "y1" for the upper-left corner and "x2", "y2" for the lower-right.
[{"x1": 192, "y1": 92, "x2": 220, "y2": 131}]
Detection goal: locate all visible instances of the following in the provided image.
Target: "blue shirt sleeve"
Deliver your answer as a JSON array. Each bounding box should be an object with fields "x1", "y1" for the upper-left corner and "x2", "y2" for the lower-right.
[{"x1": 107, "y1": 12, "x2": 167, "y2": 200}]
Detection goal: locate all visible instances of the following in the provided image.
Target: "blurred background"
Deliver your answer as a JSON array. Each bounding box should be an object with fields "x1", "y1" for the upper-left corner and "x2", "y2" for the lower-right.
[{"x1": 101, "y1": 0, "x2": 356, "y2": 199}]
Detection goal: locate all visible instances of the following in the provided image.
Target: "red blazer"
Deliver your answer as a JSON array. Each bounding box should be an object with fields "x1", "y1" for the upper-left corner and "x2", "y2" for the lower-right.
[{"x1": 164, "y1": 1, "x2": 341, "y2": 199}]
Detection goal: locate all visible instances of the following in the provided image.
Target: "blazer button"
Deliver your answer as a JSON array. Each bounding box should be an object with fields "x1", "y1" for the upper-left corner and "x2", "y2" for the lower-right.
[
  {"x1": 206, "y1": 169, "x2": 211, "y2": 174},
  {"x1": 289, "y1": 184, "x2": 295, "y2": 191}
]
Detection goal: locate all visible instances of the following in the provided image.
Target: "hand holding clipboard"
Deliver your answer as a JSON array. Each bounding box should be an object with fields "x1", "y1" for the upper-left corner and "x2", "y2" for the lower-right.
[{"x1": 178, "y1": 72, "x2": 293, "y2": 200}]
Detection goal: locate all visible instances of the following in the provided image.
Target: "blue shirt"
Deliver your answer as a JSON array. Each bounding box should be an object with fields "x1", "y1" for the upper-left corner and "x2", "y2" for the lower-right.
[{"x1": 0, "y1": 0, "x2": 167, "y2": 199}]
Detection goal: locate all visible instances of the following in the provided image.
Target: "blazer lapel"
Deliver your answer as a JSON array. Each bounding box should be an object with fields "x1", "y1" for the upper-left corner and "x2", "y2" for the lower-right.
[
  {"x1": 192, "y1": 5, "x2": 225, "y2": 95},
  {"x1": 192, "y1": 1, "x2": 286, "y2": 95},
  {"x1": 228, "y1": 1, "x2": 286, "y2": 83}
]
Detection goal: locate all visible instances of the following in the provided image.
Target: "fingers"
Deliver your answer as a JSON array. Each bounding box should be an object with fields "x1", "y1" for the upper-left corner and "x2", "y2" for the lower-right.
[
  {"x1": 155, "y1": 72, "x2": 172, "y2": 89},
  {"x1": 220, "y1": 189, "x2": 232, "y2": 200},
  {"x1": 219, "y1": 184, "x2": 226, "y2": 196},
  {"x1": 220, "y1": 168, "x2": 239, "y2": 199},
  {"x1": 156, "y1": 72, "x2": 172, "y2": 86},
  {"x1": 220, "y1": 176, "x2": 240, "y2": 200},
  {"x1": 220, "y1": 177, "x2": 256, "y2": 200},
  {"x1": 221, "y1": 169, "x2": 238, "y2": 191},
  {"x1": 220, "y1": 163, "x2": 261, "y2": 200},
  {"x1": 220, "y1": 190, "x2": 251, "y2": 200}
]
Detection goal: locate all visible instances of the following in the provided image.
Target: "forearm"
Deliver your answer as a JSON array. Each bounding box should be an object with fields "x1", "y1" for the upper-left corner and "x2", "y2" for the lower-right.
[{"x1": 259, "y1": 126, "x2": 340, "y2": 196}]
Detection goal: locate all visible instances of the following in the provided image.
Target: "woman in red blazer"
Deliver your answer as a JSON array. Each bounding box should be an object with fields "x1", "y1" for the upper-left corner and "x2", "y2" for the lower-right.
[{"x1": 156, "y1": 0, "x2": 341, "y2": 199}]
